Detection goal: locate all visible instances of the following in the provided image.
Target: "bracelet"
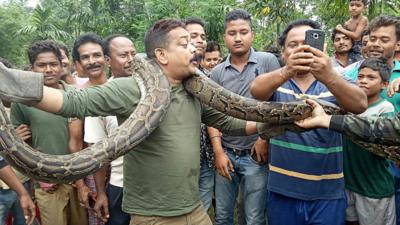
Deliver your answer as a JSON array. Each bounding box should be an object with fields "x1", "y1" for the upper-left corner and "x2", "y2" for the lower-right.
[{"x1": 210, "y1": 135, "x2": 221, "y2": 139}]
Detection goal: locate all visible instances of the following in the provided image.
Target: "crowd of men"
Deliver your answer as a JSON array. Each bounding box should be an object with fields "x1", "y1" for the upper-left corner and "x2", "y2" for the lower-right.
[{"x1": 0, "y1": 0, "x2": 400, "y2": 225}]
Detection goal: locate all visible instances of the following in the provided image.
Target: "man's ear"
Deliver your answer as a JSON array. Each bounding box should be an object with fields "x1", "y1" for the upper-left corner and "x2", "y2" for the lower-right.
[
  {"x1": 155, "y1": 48, "x2": 168, "y2": 65},
  {"x1": 105, "y1": 55, "x2": 111, "y2": 68},
  {"x1": 382, "y1": 80, "x2": 389, "y2": 89}
]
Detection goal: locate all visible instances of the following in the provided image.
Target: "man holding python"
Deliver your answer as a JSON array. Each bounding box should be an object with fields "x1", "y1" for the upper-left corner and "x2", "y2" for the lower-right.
[{"x1": 0, "y1": 19, "x2": 264, "y2": 225}]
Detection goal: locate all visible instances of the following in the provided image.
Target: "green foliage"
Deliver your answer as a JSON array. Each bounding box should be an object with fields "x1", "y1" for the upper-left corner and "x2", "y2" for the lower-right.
[
  {"x1": 0, "y1": 2, "x2": 32, "y2": 66},
  {"x1": 1, "y1": 0, "x2": 399, "y2": 67}
]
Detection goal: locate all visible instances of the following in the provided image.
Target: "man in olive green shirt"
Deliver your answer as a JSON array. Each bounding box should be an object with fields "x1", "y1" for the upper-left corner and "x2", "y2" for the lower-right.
[{"x1": 17, "y1": 20, "x2": 258, "y2": 225}]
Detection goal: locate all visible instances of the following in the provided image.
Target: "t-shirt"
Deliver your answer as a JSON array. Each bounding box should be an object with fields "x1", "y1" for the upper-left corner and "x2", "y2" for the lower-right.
[
  {"x1": 211, "y1": 48, "x2": 281, "y2": 149},
  {"x1": 10, "y1": 81, "x2": 73, "y2": 156},
  {"x1": 268, "y1": 79, "x2": 345, "y2": 200},
  {"x1": 344, "y1": 98, "x2": 395, "y2": 198},
  {"x1": 58, "y1": 76, "x2": 247, "y2": 216}
]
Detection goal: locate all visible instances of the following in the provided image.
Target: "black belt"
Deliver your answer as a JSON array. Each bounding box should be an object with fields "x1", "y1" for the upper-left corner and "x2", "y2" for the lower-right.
[{"x1": 225, "y1": 147, "x2": 251, "y2": 156}]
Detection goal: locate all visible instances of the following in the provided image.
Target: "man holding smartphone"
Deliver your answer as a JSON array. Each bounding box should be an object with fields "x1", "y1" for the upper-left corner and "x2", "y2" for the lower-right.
[{"x1": 250, "y1": 19, "x2": 367, "y2": 225}]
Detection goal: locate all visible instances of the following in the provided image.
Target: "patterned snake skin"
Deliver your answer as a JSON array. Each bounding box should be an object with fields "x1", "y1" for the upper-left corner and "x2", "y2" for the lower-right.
[
  {"x1": 0, "y1": 58, "x2": 170, "y2": 183},
  {"x1": 0, "y1": 59, "x2": 394, "y2": 183}
]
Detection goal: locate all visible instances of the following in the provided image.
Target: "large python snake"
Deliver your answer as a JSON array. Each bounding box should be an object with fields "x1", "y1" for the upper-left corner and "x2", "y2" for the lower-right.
[{"x1": 0, "y1": 57, "x2": 395, "y2": 183}]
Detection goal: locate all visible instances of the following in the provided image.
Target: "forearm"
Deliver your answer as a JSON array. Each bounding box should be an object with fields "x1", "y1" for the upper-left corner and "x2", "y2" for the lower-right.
[
  {"x1": 35, "y1": 86, "x2": 64, "y2": 113},
  {"x1": 209, "y1": 127, "x2": 224, "y2": 154},
  {"x1": 202, "y1": 106, "x2": 247, "y2": 136},
  {"x1": 337, "y1": 28, "x2": 359, "y2": 40},
  {"x1": 329, "y1": 114, "x2": 400, "y2": 145},
  {"x1": 323, "y1": 73, "x2": 367, "y2": 113},
  {"x1": 245, "y1": 121, "x2": 257, "y2": 135},
  {"x1": 0, "y1": 166, "x2": 29, "y2": 197},
  {"x1": 68, "y1": 138, "x2": 83, "y2": 154},
  {"x1": 68, "y1": 119, "x2": 84, "y2": 154},
  {"x1": 251, "y1": 67, "x2": 289, "y2": 100},
  {"x1": 94, "y1": 168, "x2": 107, "y2": 195}
]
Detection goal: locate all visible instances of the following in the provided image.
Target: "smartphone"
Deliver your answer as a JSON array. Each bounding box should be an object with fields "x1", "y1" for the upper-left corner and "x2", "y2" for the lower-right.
[{"x1": 305, "y1": 29, "x2": 325, "y2": 51}]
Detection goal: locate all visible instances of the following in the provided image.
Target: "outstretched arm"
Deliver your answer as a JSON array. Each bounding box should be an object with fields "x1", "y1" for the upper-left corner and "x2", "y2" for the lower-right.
[
  {"x1": 296, "y1": 99, "x2": 400, "y2": 145},
  {"x1": 36, "y1": 77, "x2": 140, "y2": 119},
  {"x1": 35, "y1": 87, "x2": 64, "y2": 113}
]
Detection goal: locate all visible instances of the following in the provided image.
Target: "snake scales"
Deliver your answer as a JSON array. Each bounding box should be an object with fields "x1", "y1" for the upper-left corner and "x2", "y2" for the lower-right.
[{"x1": 0, "y1": 58, "x2": 395, "y2": 183}]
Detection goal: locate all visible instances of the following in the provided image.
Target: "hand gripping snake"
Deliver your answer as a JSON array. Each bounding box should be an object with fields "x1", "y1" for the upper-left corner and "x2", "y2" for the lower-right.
[{"x1": 0, "y1": 58, "x2": 394, "y2": 183}]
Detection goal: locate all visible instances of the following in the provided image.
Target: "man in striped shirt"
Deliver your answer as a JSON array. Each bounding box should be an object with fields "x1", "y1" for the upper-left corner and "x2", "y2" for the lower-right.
[{"x1": 250, "y1": 19, "x2": 367, "y2": 225}]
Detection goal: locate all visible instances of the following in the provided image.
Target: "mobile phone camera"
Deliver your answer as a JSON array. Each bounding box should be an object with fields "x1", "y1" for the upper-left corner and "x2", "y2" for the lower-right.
[{"x1": 312, "y1": 33, "x2": 319, "y2": 39}]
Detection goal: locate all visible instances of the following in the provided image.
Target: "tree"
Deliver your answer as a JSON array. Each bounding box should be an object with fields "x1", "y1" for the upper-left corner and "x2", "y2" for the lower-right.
[{"x1": 17, "y1": 5, "x2": 71, "y2": 41}]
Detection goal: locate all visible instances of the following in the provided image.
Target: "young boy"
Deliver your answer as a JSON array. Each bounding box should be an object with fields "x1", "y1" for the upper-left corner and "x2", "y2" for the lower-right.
[
  {"x1": 336, "y1": 0, "x2": 368, "y2": 56},
  {"x1": 343, "y1": 57, "x2": 396, "y2": 225}
]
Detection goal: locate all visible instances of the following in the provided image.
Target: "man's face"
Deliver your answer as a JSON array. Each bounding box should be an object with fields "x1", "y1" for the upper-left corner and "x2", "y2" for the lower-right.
[
  {"x1": 224, "y1": 19, "x2": 253, "y2": 56},
  {"x1": 357, "y1": 67, "x2": 387, "y2": 98},
  {"x1": 349, "y1": 1, "x2": 365, "y2": 17},
  {"x1": 282, "y1": 25, "x2": 313, "y2": 76},
  {"x1": 333, "y1": 33, "x2": 353, "y2": 54},
  {"x1": 367, "y1": 25, "x2": 398, "y2": 60},
  {"x1": 163, "y1": 27, "x2": 197, "y2": 80},
  {"x1": 32, "y1": 52, "x2": 62, "y2": 87},
  {"x1": 78, "y1": 42, "x2": 106, "y2": 79},
  {"x1": 186, "y1": 23, "x2": 206, "y2": 55},
  {"x1": 108, "y1": 37, "x2": 136, "y2": 78},
  {"x1": 282, "y1": 25, "x2": 311, "y2": 62},
  {"x1": 201, "y1": 51, "x2": 221, "y2": 71},
  {"x1": 60, "y1": 49, "x2": 71, "y2": 77}
]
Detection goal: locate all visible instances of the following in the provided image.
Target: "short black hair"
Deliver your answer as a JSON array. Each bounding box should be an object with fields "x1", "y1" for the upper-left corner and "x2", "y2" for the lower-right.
[
  {"x1": 57, "y1": 42, "x2": 69, "y2": 59},
  {"x1": 278, "y1": 19, "x2": 321, "y2": 47},
  {"x1": 349, "y1": 0, "x2": 368, "y2": 6},
  {"x1": 184, "y1": 17, "x2": 205, "y2": 28},
  {"x1": 144, "y1": 19, "x2": 186, "y2": 59},
  {"x1": 72, "y1": 33, "x2": 106, "y2": 62},
  {"x1": 27, "y1": 40, "x2": 62, "y2": 65},
  {"x1": 205, "y1": 41, "x2": 221, "y2": 53},
  {"x1": 104, "y1": 34, "x2": 132, "y2": 56},
  {"x1": 224, "y1": 9, "x2": 252, "y2": 31},
  {"x1": 368, "y1": 15, "x2": 400, "y2": 42},
  {"x1": 0, "y1": 57, "x2": 13, "y2": 68},
  {"x1": 331, "y1": 29, "x2": 351, "y2": 42},
  {"x1": 358, "y1": 57, "x2": 391, "y2": 82}
]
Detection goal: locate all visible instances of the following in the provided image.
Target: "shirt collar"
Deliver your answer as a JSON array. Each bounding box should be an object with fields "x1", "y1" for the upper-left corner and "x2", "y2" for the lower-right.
[{"x1": 224, "y1": 48, "x2": 256, "y2": 68}]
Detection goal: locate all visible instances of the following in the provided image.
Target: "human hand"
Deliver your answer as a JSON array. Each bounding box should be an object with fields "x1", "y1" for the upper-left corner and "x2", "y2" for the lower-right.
[
  {"x1": 38, "y1": 182, "x2": 58, "y2": 193},
  {"x1": 76, "y1": 183, "x2": 92, "y2": 208},
  {"x1": 336, "y1": 24, "x2": 344, "y2": 31},
  {"x1": 251, "y1": 138, "x2": 268, "y2": 164},
  {"x1": 284, "y1": 45, "x2": 315, "y2": 77},
  {"x1": 94, "y1": 191, "x2": 110, "y2": 222},
  {"x1": 306, "y1": 45, "x2": 336, "y2": 84},
  {"x1": 19, "y1": 193, "x2": 36, "y2": 225},
  {"x1": 15, "y1": 124, "x2": 31, "y2": 141},
  {"x1": 295, "y1": 99, "x2": 332, "y2": 129},
  {"x1": 387, "y1": 78, "x2": 400, "y2": 97},
  {"x1": 214, "y1": 151, "x2": 234, "y2": 180}
]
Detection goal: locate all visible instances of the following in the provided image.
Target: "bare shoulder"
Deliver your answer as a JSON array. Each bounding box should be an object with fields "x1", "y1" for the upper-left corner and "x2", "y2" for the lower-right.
[{"x1": 361, "y1": 16, "x2": 369, "y2": 24}]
